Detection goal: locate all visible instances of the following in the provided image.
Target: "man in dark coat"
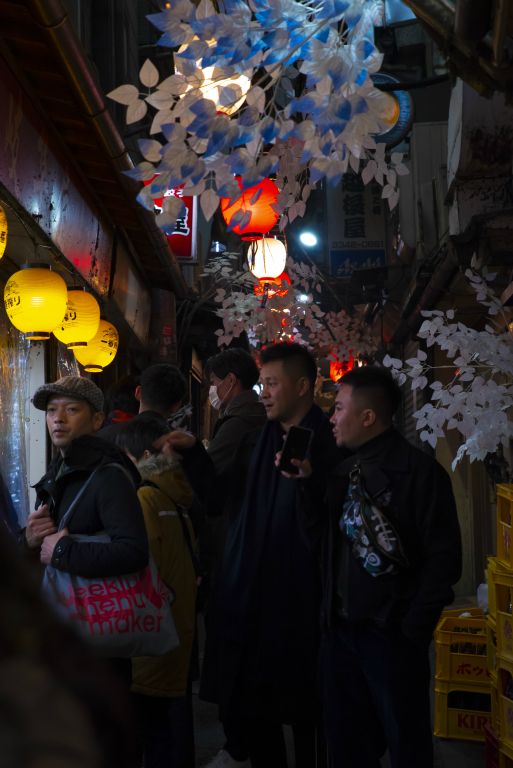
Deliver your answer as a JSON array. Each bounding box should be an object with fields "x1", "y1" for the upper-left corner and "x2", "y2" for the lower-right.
[
  {"x1": 24, "y1": 375, "x2": 148, "y2": 583},
  {"x1": 202, "y1": 348, "x2": 266, "y2": 585},
  {"x1": 318, "y1": 366, "x2": 462, "y2": 768},
  {"x1": 201, "y1": 343, "x2": 339, "y2": 768}
]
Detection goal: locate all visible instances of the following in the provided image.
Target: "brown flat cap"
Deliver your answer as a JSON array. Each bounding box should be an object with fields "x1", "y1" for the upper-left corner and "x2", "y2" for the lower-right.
[{"x1": 33, "y1": 376, "x2": 104, "y2": 413}]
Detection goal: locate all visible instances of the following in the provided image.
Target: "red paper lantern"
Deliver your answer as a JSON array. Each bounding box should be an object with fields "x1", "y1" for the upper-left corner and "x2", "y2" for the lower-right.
[
  {"x1": 329, "y1": 352, "x2": 355, "y2": 382},
  {"x1": 220, "y1": 177, "x2": 280, "y2": 240},
  {"x1": 253, "y1": 271, "x2": 291, "y2": 299}
]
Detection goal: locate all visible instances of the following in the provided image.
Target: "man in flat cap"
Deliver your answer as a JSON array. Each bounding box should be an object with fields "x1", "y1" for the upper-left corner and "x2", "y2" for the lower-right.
[{"x1": 25, "y1": 375, "x2": 148, "y2": 593}]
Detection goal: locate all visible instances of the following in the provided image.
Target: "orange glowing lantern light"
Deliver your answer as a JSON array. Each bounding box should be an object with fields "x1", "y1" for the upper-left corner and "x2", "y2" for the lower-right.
[
  {"x1": 253, "y1": 271, "x2": 291, "y2": 299},
  {"x1": 220, "y1": 177, "x2": 280, "y2": 240},
  {"x1": 329, "y1": 352, "x2": 355, "y2": 382}
]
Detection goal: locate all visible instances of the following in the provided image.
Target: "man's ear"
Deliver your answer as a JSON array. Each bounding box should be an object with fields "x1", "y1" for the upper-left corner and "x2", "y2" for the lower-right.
[
  {"x1": 296, "y1": 376, "x2": 311, "y2": 398},
  {"x1": 92, "y1": 411, "x2": 105, "y2": 432},
  {"x1": 361, "y1": 408, "x2": 377, "y2": 428},
  {"x1": 135, "y1": 384, "x2": 142, "y2": 402}
]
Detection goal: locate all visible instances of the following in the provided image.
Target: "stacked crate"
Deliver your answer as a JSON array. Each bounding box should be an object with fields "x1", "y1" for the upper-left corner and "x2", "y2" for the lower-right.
[
  {"x1": 434, "y1": 606, "x2": 491, "y2": 742},
  {"x1": 488, "y1": 484, "x2": 513, "y2": 765}
]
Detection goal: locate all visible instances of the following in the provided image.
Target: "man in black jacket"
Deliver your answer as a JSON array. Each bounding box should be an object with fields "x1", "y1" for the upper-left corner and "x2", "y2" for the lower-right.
[
  {"x1": 320, "y1": 366, "x2": 462, "y2": 768},
  {"x1": 200, "y1": 343, "x2": 339, "y2": 768},
  {"x1": 25, "y1": 375, "x2": 148, "y2": 582}
]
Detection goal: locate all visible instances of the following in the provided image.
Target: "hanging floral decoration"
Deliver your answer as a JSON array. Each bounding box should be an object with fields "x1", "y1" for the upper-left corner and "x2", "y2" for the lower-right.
[
  {"x1": 383, "y1": 258, "x2": 513, "y2": 468},
  {"x1": 108, "y1": 0, "x2": 408, "y2": 231},
  {"x1": 202, "y1": 251, "x2": 379, "y2": 358}
]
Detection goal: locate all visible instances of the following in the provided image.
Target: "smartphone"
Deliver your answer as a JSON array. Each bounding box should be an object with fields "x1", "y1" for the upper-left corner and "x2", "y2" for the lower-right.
[{"x1": 278, "y1": 426, "x2": 314, "y2": 474}]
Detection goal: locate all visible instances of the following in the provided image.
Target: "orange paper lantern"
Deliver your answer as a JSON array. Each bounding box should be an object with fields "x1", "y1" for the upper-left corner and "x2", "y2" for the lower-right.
[
  {"x1": 253, "y1": 271, "x2": 291, "y2": 299},
  {"x1": 220, "y1": 177, "x2": 280, "y2": 240},
  {"x1": 329, "y1": 352, "x2": 355, "y2": 382}
]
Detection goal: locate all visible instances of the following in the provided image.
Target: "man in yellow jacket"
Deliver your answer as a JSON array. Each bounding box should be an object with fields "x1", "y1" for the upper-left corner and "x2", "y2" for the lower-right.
[{"x1": 116, "y1": 413, "x2": 198, "y2": 768}]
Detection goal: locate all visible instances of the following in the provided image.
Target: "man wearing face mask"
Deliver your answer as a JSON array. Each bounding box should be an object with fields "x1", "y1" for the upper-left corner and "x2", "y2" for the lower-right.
[
  {"x1": 201, "y1": 349, "x2": 267, "y2": 615},
  {"x1": 206, "y1": 349, "x2": 266, "y2": 481}
]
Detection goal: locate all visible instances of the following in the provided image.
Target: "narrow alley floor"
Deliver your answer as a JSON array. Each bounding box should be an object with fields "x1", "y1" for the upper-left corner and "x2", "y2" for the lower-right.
[{"x1": 193, "y1": 685, "x2": 486, "y2": 767}]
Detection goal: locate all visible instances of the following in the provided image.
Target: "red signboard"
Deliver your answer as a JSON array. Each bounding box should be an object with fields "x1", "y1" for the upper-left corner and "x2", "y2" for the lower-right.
[{"x1": 143, "y1": 180, "x2": 197, "y2": 261}]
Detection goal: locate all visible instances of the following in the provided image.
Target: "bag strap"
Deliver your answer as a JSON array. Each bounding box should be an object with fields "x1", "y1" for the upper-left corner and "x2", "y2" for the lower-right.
[
  {"x1": 58, "y1": 461, "x2": 135, "y2": 531},
  {"x1": 140, "y1": 478, "x2": 200, "y2": 577},
  {"x1": 351, "y1": 463, "x2": 409, "y2": 567},
  {"x1": 176, "y1": 505, "x2": 201, "y2": 577}
]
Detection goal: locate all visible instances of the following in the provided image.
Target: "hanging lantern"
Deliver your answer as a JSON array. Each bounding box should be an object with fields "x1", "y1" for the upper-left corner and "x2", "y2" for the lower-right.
[
  {"x1": 329, "y1": 352, "x2": 355, "y2": 382},
  {"x1": 176, "y1": 40, "x2": 251, "y2": 116},
  {"x1": 4, "y1": 265, "x2": 67, "y2": 340},
  {"x1": 253, "y1": 271, "x2": 291, "y2": 299},
  {"x1": 0, "y1": 204, "x2": 7, "y2": 260},
  {"x1": 52, "y1": 289, "x2": 101, "y2": 349},
  {"x1": 372, "y1": 73, "x2": 413, "y2": 148},
  {"x1": 73, "y1": 319, "x2": 119, "y2": 373},
  {"x1": 220, "y1": 177, "x2": 280, "y2": 240},
  {"x1": 247, "y1": 237, "x2": 287, "y2": 279}
]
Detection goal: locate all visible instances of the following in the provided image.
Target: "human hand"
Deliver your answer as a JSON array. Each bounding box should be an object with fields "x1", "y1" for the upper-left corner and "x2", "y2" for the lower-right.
[
  {"x1": 274, "y1": 451, "x2": 313, "y2": 479},
  {"x1": 25, "y1": 504, "x2": 57, "y2": 549},
  {"x1": 154, "y1": 430, "x2": 197, "y2": 457},
  {"x1": 40, "y1": 529, "x2": 69, "y2": 565}
]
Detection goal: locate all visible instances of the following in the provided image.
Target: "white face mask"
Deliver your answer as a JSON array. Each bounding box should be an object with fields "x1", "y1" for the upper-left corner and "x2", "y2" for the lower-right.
[{"x1": 208, "y1": 385, "x2": 222, "y2": 410}]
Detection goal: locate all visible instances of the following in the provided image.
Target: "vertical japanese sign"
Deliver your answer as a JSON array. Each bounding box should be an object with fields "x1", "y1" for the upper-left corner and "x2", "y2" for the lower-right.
[
  {"x1": 328, "y1": 174, "x2": 386, "y2": 278},
  {"x1": 163, "y1": 188, "x2": 197, "y2": 261},
  {"x1": 143, "y1": 179, "x2": 198, "y2": 262}
]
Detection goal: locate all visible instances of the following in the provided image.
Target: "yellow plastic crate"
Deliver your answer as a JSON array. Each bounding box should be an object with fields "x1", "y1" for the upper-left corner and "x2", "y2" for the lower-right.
[
  {"x1": 500, "y1": 737, "x2": 513, "y2": 767},
  {"x1": 492, "y1": 571, "x2": 513, "y2": 664},
  {"x1": 490, "y1": 618, "x2": 499, "y2": 678},
  {"x1": 434, "y1": 679, "x2": 491, "y2": 742},
  {"x1": 491, "y1": 671, "x2": 501, "y2": 736},
  {"x1": 497, "y1": 485, "x2": 513, "y2": 570},
  {"x1": 435, "y1": 615, "x2": 488, "y2": 684},
  {"x1": 489, "y1": 557, "x2": 510, "y2": 621},
  {"x1": 497, "y1": 656, "x2": 513, "y2": 754}
]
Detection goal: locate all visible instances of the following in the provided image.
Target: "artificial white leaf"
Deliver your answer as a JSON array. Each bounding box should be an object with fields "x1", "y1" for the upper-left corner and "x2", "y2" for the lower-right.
[
  {"x1": 140, "y1": 59, "x2": 160, "y2": 88},
  {"x1": 388, "y1": 190, "x2": 399, "y2": 210},
  {"x1": 126, "y1": 99, "x2": 148, "y2": 124},
  {"x1": 146, "y1": 91, "x2": 175, "y2": 111},
  {"x1": 361, "y1": 160, "x2": 377, "y2": 186},
  {"x1": 200, "y1": 189, "x2": 220, "y2": 222},
  {"x1": 246, "y1": 85, "x2": 266, "y2": 113},
  {"x1": 138, "y1": 139, "x2": 162, "y2": 163},
  {"x1": 107, "y1": 84, "x2": 140, "y2": 106},
  {"x1": 349, "y1": 153, "x2": 360, "y2": 173}
]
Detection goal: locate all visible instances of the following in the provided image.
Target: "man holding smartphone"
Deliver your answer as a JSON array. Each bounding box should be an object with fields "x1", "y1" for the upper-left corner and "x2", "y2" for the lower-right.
[{"x1": 201, "y1": 343, "x2": 340, "y2": 768}]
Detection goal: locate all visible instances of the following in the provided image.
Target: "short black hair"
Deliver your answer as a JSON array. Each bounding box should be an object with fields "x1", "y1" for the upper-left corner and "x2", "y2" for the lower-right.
[
  {"x1": 260, "y1": 343, "x2": 318, "y2": 388},
  {"x1": 115, "y1": 413, "x2": 169, "y2": 460},
  {"x1": 139, "y1": 364, "x2": 187, "y2": 414},
  {"x1": 104, "y1": 375, "x2": 139, "y2": 418},
  {"x1": 340, "y1": 366, "x2": 402, "y2": 423},
  {"x1": 206, "y1": 348, "x2": 260, "y2": 390}
]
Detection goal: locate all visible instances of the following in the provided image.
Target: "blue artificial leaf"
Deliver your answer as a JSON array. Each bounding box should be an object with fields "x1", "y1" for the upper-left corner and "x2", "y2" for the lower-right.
[
  {"x1": 260, "y1": 117, "x2": 280, "y2": 143},
  {"x1": 355, "y1": 68, "x2": 368, "y2": 87},
  {"x1": 354, "y1": 97, "x2": 369, "y2": 115},
  {"x1": 336, "y1": 101, "x2": 352, "y2": 121}
]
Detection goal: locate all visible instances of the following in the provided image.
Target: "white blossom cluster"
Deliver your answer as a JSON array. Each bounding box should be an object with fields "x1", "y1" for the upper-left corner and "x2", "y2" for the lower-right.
[
  {"x1": 383, "y1": 265, "x2": 513, "y2": 468},
  {"x1": 107, "y1": 0, "x2": 408, "y2": 231}
]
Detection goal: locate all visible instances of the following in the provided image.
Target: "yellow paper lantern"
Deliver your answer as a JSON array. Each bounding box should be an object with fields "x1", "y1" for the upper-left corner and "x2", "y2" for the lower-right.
[
  {"x1": 0, "y1": 204, "x2": 7, "y2": 259},
  {"x1": 73, "y1": 319, "x2": 119, "y2": 373},
  {"x1": 247, "y1": 237, "x2": 287, "y2": 279},
  {"x1": 4, "y1": 265, "x2": 68, "y2": 340},
  {"x1": 53, "y1": 289, "x2": 101, "y2": 349}
]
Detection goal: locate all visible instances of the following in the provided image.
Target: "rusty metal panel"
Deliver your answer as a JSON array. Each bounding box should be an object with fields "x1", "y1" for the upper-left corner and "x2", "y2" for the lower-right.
[{"x1": 0, "y1": 61, "x2": 112, "y2": 295}]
